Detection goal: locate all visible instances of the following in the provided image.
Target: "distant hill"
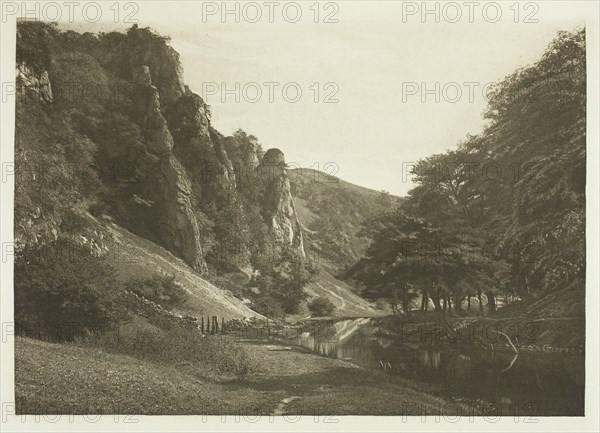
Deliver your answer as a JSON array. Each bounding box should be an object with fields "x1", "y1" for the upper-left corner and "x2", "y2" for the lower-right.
[
  {"x1": 289, "y1": 168, "x2": 404, "y2": 274},
  {"x1": 284, "y1": 168, "x2": 403, "y2": 318}
]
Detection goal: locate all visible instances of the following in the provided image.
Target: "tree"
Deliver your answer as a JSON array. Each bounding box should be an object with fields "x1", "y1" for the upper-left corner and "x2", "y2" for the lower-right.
[
  {"x1": 14, "y1": 239, "x2": 128, "y2": 341},
  {"x1": 251, "y1": 245, "x2": 317, "y2": 315},
  {"x1": 351, "y1": 29, "x2": 586, "y2": 315},
  {"x1": 474, "y1": 28, "x2": 586, "y2": 298},
  {"x1": 308, "y1": 297, "x2": 336, "y2": 317}
]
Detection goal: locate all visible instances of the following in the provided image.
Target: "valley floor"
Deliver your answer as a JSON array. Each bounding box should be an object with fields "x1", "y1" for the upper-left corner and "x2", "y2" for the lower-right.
[{"x1": 15, "y1": 336, "x2": 453, "y2": 416}]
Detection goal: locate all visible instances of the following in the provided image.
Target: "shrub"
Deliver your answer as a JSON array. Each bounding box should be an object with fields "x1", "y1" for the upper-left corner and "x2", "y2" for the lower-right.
[
  {"x1": 308, "y1": 296, "x2": 336, "y2": 317},
  {"x1": 80, "y1": 321, "x2": 251, "y2": 377},
  {"x1": 14, "y1": 239, "x2": 128, "y2": 341},
  {"x1": 125, "y1": 274, "x2": 188, "y2": 309},
  {"x1": 16, "y1": 22, "x2": 58, "y2": 73},
  {"x1": 251, "y1": 245, "x2": 317, "y2": 315},
  {"x1": 251, "y1": 295, "x2": 285, "y2": 318}
]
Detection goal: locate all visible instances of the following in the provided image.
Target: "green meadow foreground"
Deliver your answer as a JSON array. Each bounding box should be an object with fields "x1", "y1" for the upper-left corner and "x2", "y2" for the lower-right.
[{"x1": 16, "y1": 335, "x2": 454, "y2": 416}]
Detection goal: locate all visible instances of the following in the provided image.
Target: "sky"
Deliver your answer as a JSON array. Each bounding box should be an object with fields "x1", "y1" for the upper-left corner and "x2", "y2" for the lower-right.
[{"x1": 58, "y1": 1, "x2": 586, "y2": 196}]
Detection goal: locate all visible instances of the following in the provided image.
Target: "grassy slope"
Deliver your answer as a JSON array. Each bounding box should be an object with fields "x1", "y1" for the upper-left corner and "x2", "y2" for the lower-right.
[
  {"x1": 97, "y1": 215, "x2": 263, "y2": 320},
  {"x1": 15, "y1": 337, "x2": 277, "y2": 414},
  {"x1": 92, "y1": 210, "x2": 376, "y2": 324},
  {"x1": 289, "y1": 270, "x2": 384, "y2": 321},
  {"x1": 289, "y1": 168, "x2": 404, "y2": 319},
  {"x1": 289, "y1": 168, "x2": 403, "y2": 270},
  {"x1": 290, "y1": 168, "x2": 402, "y2": 202},
  {"x1": 16, "y1": 336, "x2": 454, "y2": 415}
]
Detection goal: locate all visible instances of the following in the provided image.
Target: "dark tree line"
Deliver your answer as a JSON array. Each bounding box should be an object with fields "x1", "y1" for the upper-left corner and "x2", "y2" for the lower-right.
[{"x1": 349, "y1": 29, "x2": 586, "y2": 317}]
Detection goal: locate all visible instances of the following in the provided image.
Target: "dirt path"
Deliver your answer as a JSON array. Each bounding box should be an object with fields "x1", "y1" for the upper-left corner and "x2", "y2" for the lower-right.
[
  {"x1": 271, "y1": 396, "x2": 301, "y2": 415},
  {"x1": 237, "y1": 338, "x2": 457, "y2": 415}
]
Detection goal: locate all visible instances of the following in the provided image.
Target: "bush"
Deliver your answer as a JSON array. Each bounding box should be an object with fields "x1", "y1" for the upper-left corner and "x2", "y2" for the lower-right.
[
  {"x1": 251, "y1": 245, "x2": 317, "y2": 315},
  {"x1": 308, "y1": 296, "x2": 336, "y2": 317},
  {"x1": 251, "y1": 295, "x2": 285, "y2": 318},
  {"x1": 16, "y1": 22, "x2": 58, "y2": 73},
  {"x1": 14, "y1": 239, "x2": 127, "y2": 341},
  {"x1": 80, "y1": 321, "x2": 251, "y2": 377},
  {"x1": 125, "y1": 274, "x2": 188, "y2": 309}
]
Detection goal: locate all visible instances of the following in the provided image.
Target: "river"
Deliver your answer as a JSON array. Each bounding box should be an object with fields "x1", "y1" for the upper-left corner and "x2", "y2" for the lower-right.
[{"x1": 290, "y1": 318, "x2": 584, "y2": 416}]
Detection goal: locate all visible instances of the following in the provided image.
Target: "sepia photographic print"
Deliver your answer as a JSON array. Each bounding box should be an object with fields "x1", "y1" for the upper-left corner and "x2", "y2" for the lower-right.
[{"x1": 0, "y1": 1, "x2": 599, "y2": 431}]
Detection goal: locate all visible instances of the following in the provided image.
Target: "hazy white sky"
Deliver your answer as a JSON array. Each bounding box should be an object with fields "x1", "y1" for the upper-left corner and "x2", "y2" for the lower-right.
[{"x1": 59, "y1": 1, "x2": 587, "y2": 195}]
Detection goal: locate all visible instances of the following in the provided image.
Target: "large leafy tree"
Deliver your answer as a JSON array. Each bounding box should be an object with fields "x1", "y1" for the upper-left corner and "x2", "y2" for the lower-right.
[
  {"x1": 351, "y1": 29, "x2": 585, "y2": 315},
  {"x1": 475, "y1": 29, "x2": 586, "y2": 298}
]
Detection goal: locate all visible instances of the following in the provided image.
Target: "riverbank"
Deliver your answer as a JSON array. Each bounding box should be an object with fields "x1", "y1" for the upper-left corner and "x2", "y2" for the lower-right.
[
  {"x1": 15, "y1": 335, "x2": 456, "y2": 415},
  {"x1": 369, "y1": 289, "x2": 586, "y2": 352},
  {"x1": 282, "y1": 312, "x2": 584, "y2": 416}
]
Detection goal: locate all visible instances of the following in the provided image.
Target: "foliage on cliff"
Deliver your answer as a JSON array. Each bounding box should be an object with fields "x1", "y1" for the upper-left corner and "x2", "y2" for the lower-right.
[{"x1": 15, "y1": 22, "x2": 313, "y2": 320}]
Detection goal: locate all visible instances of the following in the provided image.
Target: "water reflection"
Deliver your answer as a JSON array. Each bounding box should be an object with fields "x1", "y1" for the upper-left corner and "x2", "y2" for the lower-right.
[{"x1": 292, "y1": 319, "x2": 584, "y2": 416}]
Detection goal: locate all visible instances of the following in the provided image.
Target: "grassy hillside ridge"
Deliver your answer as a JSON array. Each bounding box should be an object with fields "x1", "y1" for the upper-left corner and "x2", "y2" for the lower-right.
[
  {"x1": 284, "y1": 168, "x2": 404, "y2": 318},
  {"x1": 300, "y1": 270, "x2": 383, "y2": 319},
  {"x1": 289, "y1": 168, "x2": 403, "y2": 198},
  {"x1": 289, "y1": 168, "x2": 403, "y2": 273}
]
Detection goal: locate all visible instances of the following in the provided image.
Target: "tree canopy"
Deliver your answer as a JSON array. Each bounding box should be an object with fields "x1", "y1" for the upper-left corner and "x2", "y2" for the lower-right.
[{"x1": 349, "y1": 29, "x2": 586, "y2": 316}]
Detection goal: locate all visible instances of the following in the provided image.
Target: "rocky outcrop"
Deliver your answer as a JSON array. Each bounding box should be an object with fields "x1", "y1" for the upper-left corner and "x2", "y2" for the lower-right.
[
  {"x1": 133, "y1": 64, "x2": 206, "y2": 272},
  {"x1": 155, "y1": 155, "x2": 206, "y2": 272},
  {"x1": 258, "y1": 149, "x2": 305, "y2": 256},
  {"x1": 14, "y1": 207, "x2": 59, "y2": 252},
  {"x1": 126, "y1": 28, "x2": 185, "y2": 106},
  {"x1": 139, "y1": 44, "x2": 185, "y2": 106},
  {"x1": 166, "y1": 92, "x2": 237, "y2": 200},
  {"x1": 210, "y1": 128, "x2": 237, "y2": 187},
  {"x1": 131, "y1": 66, "x2": 173, "y2": 155},
  {"x1": 239, "y1": 140, "x2": 261, "y2": 171},
  {"x1": 16, "y1": 63, "x2": 53, "y2": 103},
  {"x1": 15, "y1": 64, "x2": 60, "y2": 252},
  {"x1": 15, "y1": 22, "x2": 310, "y2": 275}
]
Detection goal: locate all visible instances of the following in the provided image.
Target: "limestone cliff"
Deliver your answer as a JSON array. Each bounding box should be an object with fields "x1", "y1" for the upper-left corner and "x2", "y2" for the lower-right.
[
  {"x1": 131, "y1": 65, "x2": 173, "y2": 155},
  {"x1": 129, "y1": 40, "x2": 185, "y2": 106},
  {"x1": 241, "y1": 143, "x2": 260, "y2": 170},
  {"x1": 257, "y1": 149, "x2": 305, "y2": 256},
  {"x1": 15, "y1": 63, "x2": 56, "y2": 250},
  {"x1": 155, "y1": 155, "x2": 206, "y2": 272},
  {"x1": 15, "y1": 22, "x2": 307, "y2": 275},
  {"x1": 166, "y1": 91, "x2": 237, "y2": 202},
  {"x1": 131, "y1": 65, "x2": 206, "y2": 271},
  {"x1": 16, "y1": 63, "x2": 53, "y2": 103},
  {"x1": 97, "y1": 25, "x2": 186, "y2": 107}
]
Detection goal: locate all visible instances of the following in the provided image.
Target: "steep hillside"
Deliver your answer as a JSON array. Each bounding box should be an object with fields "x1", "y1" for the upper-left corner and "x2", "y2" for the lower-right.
[
  {"x1": 100, "y1": 215, "x2": 262, "y2": 319},
  {"x1": 282, "y1": 168, "x2": 404, "y2": 318},
  {"x1": 14, "y1": 22, "x2": 311, "y2": 321},
  {"x1": 14, "y1": 22, "x2": 396, "y2": 323},
  {"x1": 294, "y1": 269, "x2": 382, "y2": 320},
  {"x1": 289, "y1": 168, "x2": 403, "y2": 274},
  {"x1": 15, "y1": 22, "x2": 305, "y2": 272}
]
